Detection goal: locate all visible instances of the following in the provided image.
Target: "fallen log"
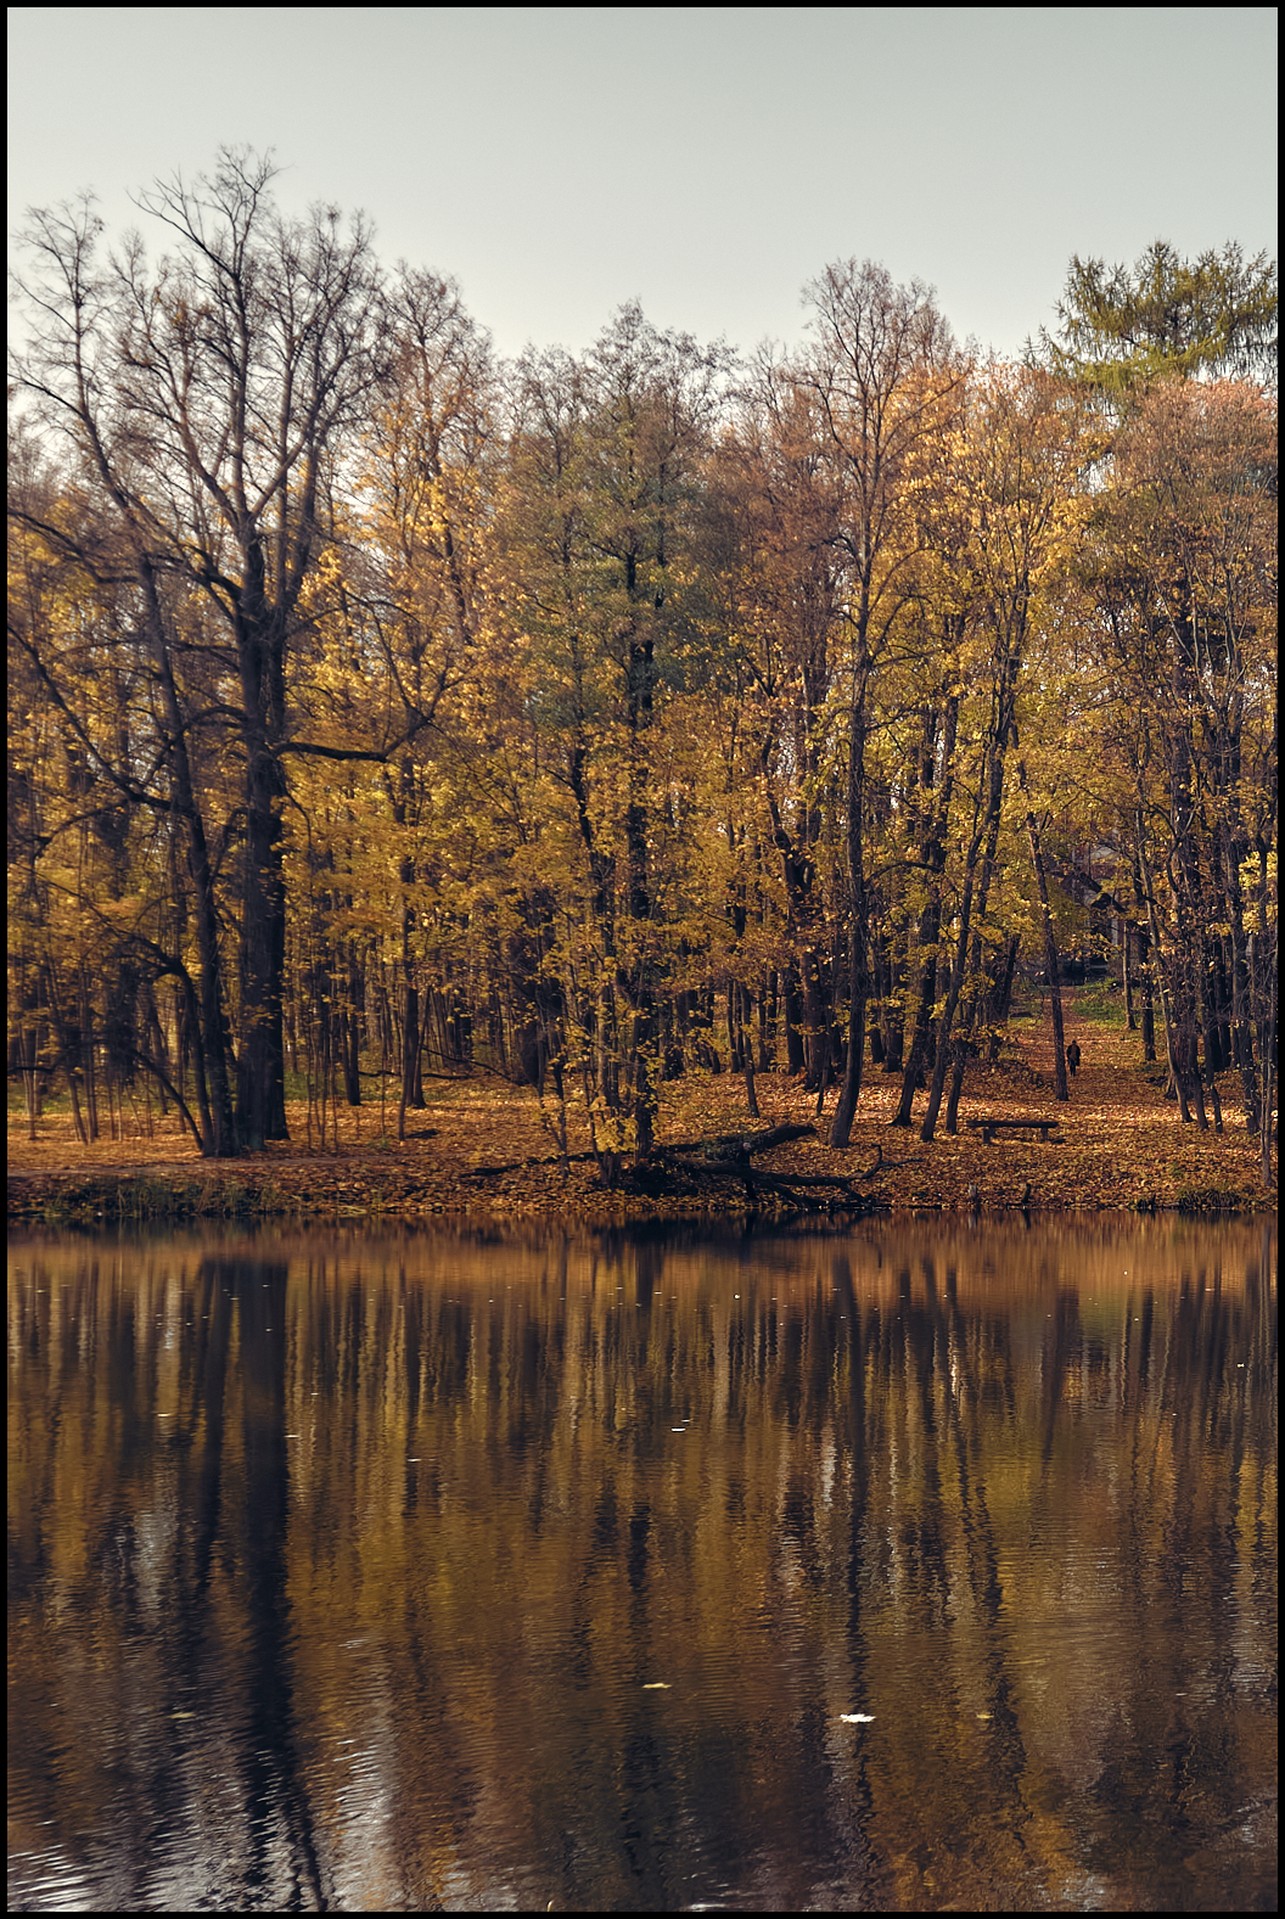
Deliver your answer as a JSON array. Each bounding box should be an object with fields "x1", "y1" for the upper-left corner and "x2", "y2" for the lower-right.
[
  {"x1": 635, "y1": 1122, "x2": 885, "y2": 1217},
  {"x1": 464, "y1": 1121, "x2": 883, "y2": 1216},
  {"x1": 468, "y1": 1123, "x2": 818, "y2": 1179},
  {"x1": 664, "y1": 1121, "x2": 817, "y2": 1163}
]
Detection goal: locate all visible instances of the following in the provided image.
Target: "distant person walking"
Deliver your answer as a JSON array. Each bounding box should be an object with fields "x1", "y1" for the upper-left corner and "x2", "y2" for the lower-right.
[{"x1": 1065, "y1": 1038, "x2": 1081, "y2": 1078}]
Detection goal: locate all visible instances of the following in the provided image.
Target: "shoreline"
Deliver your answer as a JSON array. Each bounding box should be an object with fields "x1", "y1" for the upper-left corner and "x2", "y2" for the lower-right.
[
  {"x1": 8, "y1": 1120, "x2": 1273, "y2": 1230},
  {"x1": 7, "y1": 1175, "x2": 1272, "y2": 1230}
]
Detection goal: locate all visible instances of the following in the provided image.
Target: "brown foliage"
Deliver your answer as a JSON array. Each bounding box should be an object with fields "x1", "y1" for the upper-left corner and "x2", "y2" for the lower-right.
[{"x1": 8, "y1": 997, "x2": 1270, "y2": 1224}]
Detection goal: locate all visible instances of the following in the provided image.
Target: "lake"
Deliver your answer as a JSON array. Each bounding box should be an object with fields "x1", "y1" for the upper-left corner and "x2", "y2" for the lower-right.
[{"x1": 7, "y1": 1218, "x2": 1277, "y2": 1911}]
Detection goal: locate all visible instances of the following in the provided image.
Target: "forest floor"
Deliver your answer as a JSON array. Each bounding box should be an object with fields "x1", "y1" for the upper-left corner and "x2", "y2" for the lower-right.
[{"x1": 7, "y1": 991, "x2": 1274, "y2": 1225}]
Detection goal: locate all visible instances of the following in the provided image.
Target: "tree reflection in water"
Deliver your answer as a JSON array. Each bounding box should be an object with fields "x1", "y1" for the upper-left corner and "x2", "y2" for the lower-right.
[{"x1": 7, "y1": 1220, "x2": 1277, "y2": 1912}]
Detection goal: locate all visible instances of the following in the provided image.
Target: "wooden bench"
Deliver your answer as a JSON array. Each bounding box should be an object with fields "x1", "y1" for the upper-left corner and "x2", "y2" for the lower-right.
[{"x1": 967, "y1": 1117, "x2": 1064, "y2": 1145}]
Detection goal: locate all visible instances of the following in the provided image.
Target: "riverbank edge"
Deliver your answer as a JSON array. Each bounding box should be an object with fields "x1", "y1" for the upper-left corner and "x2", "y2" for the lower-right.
[{"x1": 7, "y1": 1164, "x2": 1274, "y2": 1229}]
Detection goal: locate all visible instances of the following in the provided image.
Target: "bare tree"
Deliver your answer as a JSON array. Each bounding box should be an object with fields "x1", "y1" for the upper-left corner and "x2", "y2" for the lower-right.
[{"x1": 12, "y1": 149, "x2": 382, "y2": 1149}]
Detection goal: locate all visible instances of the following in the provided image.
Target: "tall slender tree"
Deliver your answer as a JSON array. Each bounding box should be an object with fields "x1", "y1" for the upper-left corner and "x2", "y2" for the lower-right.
[{"x1": 799, "y1": 260, "x2": 959, "y2": 1146}]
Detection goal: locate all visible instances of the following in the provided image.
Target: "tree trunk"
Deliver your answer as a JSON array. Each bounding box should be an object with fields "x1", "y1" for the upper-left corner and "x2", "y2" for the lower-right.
[
  {"x1": 234, "y1": 605, "x2": 290, "y2": 1150},
  {"x1": 921, "y1": 683, "x2": 1012, "y2": 1144},
  {"x1": 1019, "y1": 760, "x2": 1068, "y2": 1100},
  {"x1": 782, "y1": 963, "x2": 806, "y2": 1074},
  {"x1": 831, "y1": 707, "x2": 869, "y2": 1148}
]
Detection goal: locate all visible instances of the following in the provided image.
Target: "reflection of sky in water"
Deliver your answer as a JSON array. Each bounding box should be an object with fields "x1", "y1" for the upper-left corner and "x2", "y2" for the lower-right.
[{"x1": 7, "y1": 1221, "x2": 1278, "y2": 1913}]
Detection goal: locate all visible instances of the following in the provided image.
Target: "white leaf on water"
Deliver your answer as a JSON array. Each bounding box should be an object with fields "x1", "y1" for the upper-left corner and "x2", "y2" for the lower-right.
[
  {"x1": 839, "y1": 1712, "x2": 874, "y2": 1723},
  {"x1": 642, "y1": 1682, "x2": 671, "y2": 1690}
]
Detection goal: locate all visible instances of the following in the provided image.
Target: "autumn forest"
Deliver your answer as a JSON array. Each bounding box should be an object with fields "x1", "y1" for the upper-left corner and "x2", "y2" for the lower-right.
[{"x1": 8, "y1": 152, "x2": 1278, "y2": 1188}]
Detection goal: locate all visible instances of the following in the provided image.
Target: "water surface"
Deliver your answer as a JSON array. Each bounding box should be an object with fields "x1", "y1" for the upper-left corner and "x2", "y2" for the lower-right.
[{"x1": 7, "y1": 1219, "x2": 1277, "y2": 1910}]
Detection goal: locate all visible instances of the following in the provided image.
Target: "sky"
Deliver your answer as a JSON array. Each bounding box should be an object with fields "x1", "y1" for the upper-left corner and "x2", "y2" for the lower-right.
[{"x1": 7, "y1": 7, "x2": 1278, "y2": 364}]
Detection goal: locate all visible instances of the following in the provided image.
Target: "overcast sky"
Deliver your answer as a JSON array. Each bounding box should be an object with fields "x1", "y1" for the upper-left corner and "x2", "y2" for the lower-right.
[{"x1": 7, "y1": 6, "x2": 1278, "y2": 363}]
